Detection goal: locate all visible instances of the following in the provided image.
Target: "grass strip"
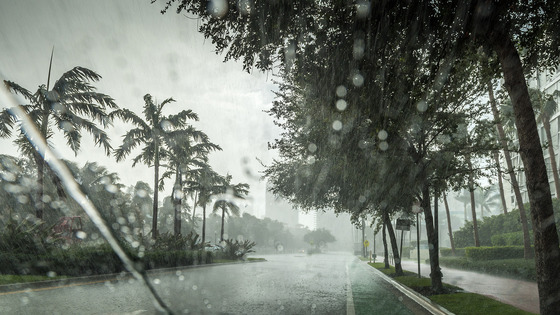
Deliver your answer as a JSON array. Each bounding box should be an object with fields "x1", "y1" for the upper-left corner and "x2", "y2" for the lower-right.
[
  {"x1": 367, "y1": 262, "x2": 536, "y2": 314},
  {"x1": 0, "y1": 275, "x2": 68, "y2": 285}
]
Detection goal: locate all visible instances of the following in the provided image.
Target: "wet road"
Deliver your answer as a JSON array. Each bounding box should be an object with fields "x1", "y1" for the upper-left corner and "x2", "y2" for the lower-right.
[{"x1": 0, "y1": 253, "x2": 430, "y2": 314}]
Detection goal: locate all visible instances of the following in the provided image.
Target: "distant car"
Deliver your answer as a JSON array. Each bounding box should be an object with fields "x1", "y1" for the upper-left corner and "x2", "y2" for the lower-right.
[{"x1": 204, "y1": 244, "x2": 223, "y2": 252}]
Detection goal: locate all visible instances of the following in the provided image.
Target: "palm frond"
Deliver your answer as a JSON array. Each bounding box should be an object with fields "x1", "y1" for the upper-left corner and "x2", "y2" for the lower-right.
[
  {"x1": 3, "y1": 80, "x2": 34, "y2": 102},
  {"x1": 114, "y1": 128, "x2": 148, "y2": 162},
  {"x1": 0, "y1": 109, "x2": 17, "y2": 138},
  {"x1": 109, "y1": 108, "x2": 150, "y2": 129},
  {"x1": 52, "y1": 67, "x2": 102, "y2": 92},
  {"x1": 142, "y1": 94, "x2": 159, "y2": 127}
]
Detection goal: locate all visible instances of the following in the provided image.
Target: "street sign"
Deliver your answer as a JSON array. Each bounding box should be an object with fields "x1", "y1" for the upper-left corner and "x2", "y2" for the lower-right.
[
  {"x1": 396, "y1": 219, "x2": 412, "y2": 231},
  {"x1": 363, "y1": 240, "x2": 369, "y2": 248}
]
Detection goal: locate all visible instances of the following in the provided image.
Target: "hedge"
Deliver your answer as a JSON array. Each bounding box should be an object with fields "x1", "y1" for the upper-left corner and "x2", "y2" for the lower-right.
[
  {"x1": 464, "y1": 246, "x2": 533, "y2": 261},
  {"x1": 440, "y1": 248, "x2": 466, "y2": 257},
  {"x1": 0, "y1": 246, "x2": 213, "y2": 277}
]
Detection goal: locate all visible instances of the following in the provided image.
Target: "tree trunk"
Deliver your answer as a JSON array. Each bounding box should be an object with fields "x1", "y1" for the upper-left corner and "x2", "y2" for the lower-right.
[
  {"x1": 467, "y1": 156, "x2": 481, "y2": 247},
  {"x1": 35, "y1": 151, "x2": 44, "y2": 220},
  {"x1": 491, "y1": 31, "x2": 560, "y2": 314},
  {"x1": 443, "y1": 192, "x2": 455, "y2": 255},
  {"x1": 488, "y1": 81, "x2": 532, "y2": 257},
  {"x1": 493, "y1": 150, "x2": 508, "y2": 214},
  {"x1": 220, "y1": 207, "x2": 225, "y2": 242},
  {"x1": 384, "y1": 212, "x2": 403, "y2": 276},
  {"x1": 173, "y1": 165, "x2": 182, "y2": 236},
  {"x1": 382, "y1": 220, "x2": 389, "y2": 269},
  {"x1": 421, "y1": 183, "x2": 443, "y2": 293},
  {"x1": 152, "y1": 146, "x2": 159, "y2": 239},
  {"x1": 542, "y1": 117, "x2": 560, "y2": 198},
  {"x1": 201, "y1": 203, "x2": 207, "y2": 244}
]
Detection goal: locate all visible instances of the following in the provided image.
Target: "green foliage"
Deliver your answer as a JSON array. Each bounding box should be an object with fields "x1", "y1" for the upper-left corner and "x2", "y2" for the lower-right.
[
  {"x1": 218, "y1": 239, "x2": 256, "y2": 260},
  {"x1": 491, "y1": 231, "x2": 534, "y2": 246},
  {"x1": 440, "y1": 248, "x2": 466, "y2": 257},
  {"x1": 151, "y1": 231, "x2": 203, "y2": 251},
  {"x1": 465, "y1": 246, "x2": 532, "y2": 261},
  {"x1": 0, "y1": 219, "x2": 62, "y2": 254}
]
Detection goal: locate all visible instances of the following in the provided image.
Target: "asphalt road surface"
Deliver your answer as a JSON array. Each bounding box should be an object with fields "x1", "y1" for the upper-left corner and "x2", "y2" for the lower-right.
[{"x1": 0, "y1": 253, "x2": 431, "y2": 314}]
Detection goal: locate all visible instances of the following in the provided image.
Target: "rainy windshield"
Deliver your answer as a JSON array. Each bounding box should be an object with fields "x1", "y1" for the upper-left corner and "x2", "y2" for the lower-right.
[{"x1": 0, "y1": 1, "x2": 559, "y2": 314}]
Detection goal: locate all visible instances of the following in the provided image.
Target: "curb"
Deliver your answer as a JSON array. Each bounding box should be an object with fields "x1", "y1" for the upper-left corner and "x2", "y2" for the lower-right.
[
  {"x1": 365, "y1": 262, "x2": 455, "y2": 315},
  {"x1": 0, "y1": 259, "x2": 266, "y2": 294}
]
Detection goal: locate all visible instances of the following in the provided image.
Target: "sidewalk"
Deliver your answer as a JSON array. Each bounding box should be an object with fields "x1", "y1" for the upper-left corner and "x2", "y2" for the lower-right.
[{"x1": 400, "y1": 260, "x2": 539, "y2": 314}]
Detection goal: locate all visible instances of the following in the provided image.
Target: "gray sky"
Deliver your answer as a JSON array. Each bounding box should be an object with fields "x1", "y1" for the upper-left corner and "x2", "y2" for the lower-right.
[{"x1": 0, "y1": 0, "x2": 281, "y2": 217}]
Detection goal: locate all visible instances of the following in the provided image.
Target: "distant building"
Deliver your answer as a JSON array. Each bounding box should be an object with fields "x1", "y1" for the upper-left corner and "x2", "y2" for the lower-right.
[{"x1": 264, "y1": 183, "x2": 299, "y2": 228}]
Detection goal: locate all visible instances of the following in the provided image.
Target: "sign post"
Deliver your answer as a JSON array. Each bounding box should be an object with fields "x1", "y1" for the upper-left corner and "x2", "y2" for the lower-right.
[
  {"x1": 364, "y1": 240, "x2": 370, "y2": 262},
  {"x1": 412, "y1": 202, "x2": 423, "y2": 278}
]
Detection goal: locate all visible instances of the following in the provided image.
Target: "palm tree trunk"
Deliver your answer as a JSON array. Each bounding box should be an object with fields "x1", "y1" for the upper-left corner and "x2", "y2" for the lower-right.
[
  {"x1": 201, "y1": 203, "x2": 207, "y2": 244},
  {"x1": 173, "y1": 165, "x2": 182, "y2": 236},
  {"x1": 468, "y1": 157, "x2": 480, "y2": 247},
  {"x1": 220, "y1": 207, "x2": 225, "y2": 242},
  {"x1": 491, "y1": 31, "x2": 559, "y2": 313},
  {"x1": 542, "y1": 117, "x2": 560, "y2": 198},
  {"x1": 384, "y1": 212, "x2": 403, "y2": 276},
  {"x1": 152, "y1": 144, "x2": 160, "y2": 239},
  {"x1": 488, "y1": 81, "x2": 532, "y2": 257},
  {"x1": 382, "y1": 220, "x2": 389, "y2": 269},
  {"x1": 493, "y1": 150, "x2": 509, "y2": 214},
  {"x1": 443, "y1": 192, "x2": 456, "y2": 255}
]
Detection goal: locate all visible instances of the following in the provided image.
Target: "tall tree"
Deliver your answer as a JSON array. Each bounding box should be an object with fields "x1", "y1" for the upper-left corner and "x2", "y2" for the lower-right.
[
  {"x1": 2, "y1": 57, "x2": 117, "y2": 220},
  {"x1": 488, "y1": 82, "x2": 532, "y2": 258},
  {"x1": 113, "y1": 94, "x2": 198, "y2": 238}
]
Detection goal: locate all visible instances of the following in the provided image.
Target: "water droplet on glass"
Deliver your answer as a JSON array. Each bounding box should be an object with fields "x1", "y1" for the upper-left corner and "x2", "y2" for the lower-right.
[
  {"x1": 359, "y1": 195, "x2": 366, "y2": 203},
  {"x1": 76, "y1": 231, "x2": 87, "y2": 239},
  {"x1": 178, "y1": 275, "x2": 185, "y2": 281},
  {"x1": 308, "y1": 143, "x2": 317, "y2": 153},
  {"x1": 353, "y1": 39, "x2": 365, "y2": 59},
  {"x1": 336, "y1": 85, "x2": 347, "y2": 98},
  {"x1": 160, "y1": 120, "x2": 173, "y2": 132},
  {"x1": 203, "y1": 298, "x2": 210, "y2": 305},
  {"x1": 105, "y1": 184, "x2": 118, "y2": 194},
  {"x1": 132, "y1": 241, "x2": 140, "y2": 248},
  {"x1": 332, "y1": 120, "x2": 343, "y2": 131},
  {"x1": 208, "y1": 0, "x2": 228, "y2": 18},
  {"x1": 417, "y1": 100, "x2": 428, "y2": 112},
  {"x1": 379, "y1": 141, "x2": 389, "y2": 151},
  {"x1": 21, "y1": 296, "x2": 29, "y2": 305},
  {"x1": 47, "y1": 271, "x2": 57, "y2": 278},
  {"x1": 117, "y1": 217, "x2": 126, "y2": 225},
  {"x1": 336, "y1": 99, "x2": 347, "y2": 111},
  {"x1": 378, "y1": 130, "x2": 388, "y2": 141},
  {"x1": 352, "y1": 73, "x2": 364, "y2": 87},
  {"x1": 238, "y1": 0, "x2": 253, "y2": 15},
  {"x1": 1, "y1": 172, "x2": 16, "y2": 182},
  {"x1": 136, "y1": 189, "x2": 147, "y2": 198},
  {"x1": 312, "y1": 303, "x2": 317, "y2": 309},
  {"x1": 17, "y1": 195, "x2": 28, "y2": 204},
  {"x1": 192, "y1": 285, "x2": 198, "y2": 291},
  {"x1": 307, "y1": 155, "x2": 316, "y2": 164},
  {"x1": 356, "y1": 0, "x2": 371, "y2": 19},
  {"x1": 153, "y1": 278, "x2": 161, "y2": 285},
  {"x1": 59, "y1": 121, "x2": 75, "y2": 132}
]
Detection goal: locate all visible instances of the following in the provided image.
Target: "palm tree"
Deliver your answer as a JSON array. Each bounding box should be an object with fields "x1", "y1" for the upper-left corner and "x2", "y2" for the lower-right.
[
  {"x1": 530, "y1": 88, "x2": 560, "y2": 198},
  {"x1": 161, "y1": 130, "x2": 221, "y2": 235},
  {"x1": 212, "y1": 174, "x2": 249, "y2": 242},
  {"x1": 188, "y1": 166, "x2": 221, "y2": 244},
  {"x1": 442, "y1": 192, "x2": 456, "y2": 255},
  {"x1": 2, "y1": 53, "x2": 117, "y2": 220},
  {"x1": 488, "y1": 83, "x2": 532, "y2": 259},
  {"x1": 112, "y1": 94, "x2": 198, "y2": 238},
  {"x1": 474, "y1": 186, "x2": 500, "y2": 218}
]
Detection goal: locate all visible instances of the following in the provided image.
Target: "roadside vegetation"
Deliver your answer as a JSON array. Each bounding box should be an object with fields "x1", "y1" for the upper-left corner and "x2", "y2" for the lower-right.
[{"x1": 368, "y1": 262, "x2": 535, "y2": 315}]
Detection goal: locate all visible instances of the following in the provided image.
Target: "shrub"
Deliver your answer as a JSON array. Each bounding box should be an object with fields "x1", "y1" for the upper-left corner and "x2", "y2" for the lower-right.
[
  {"x1": 440, "y1": 257, "x2": 536, "y2": 281},
  {"x1": 491, "y1": 231, "x2": 534, "y2": 246},
  {"x1": 151, "y1": 231, "x2": 203, "y2": 251},
  {"x1": 0, "y1": 219, "x2": 63, "y2": 255},
  {"x1": 440, "y1": 248, "x2": 466, "y2": 257},
  {"x1": 219, "y1": 239, "x2": 256, "y2": 260},
  {"x1": 465, "y1": 246, "x2": 532, "y2": 261}
]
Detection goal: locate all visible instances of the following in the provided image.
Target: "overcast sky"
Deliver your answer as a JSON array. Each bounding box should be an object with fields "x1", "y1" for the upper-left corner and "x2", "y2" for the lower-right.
[{"x1": 0, "y1": 0, "x2": 282, "y2": 217}]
